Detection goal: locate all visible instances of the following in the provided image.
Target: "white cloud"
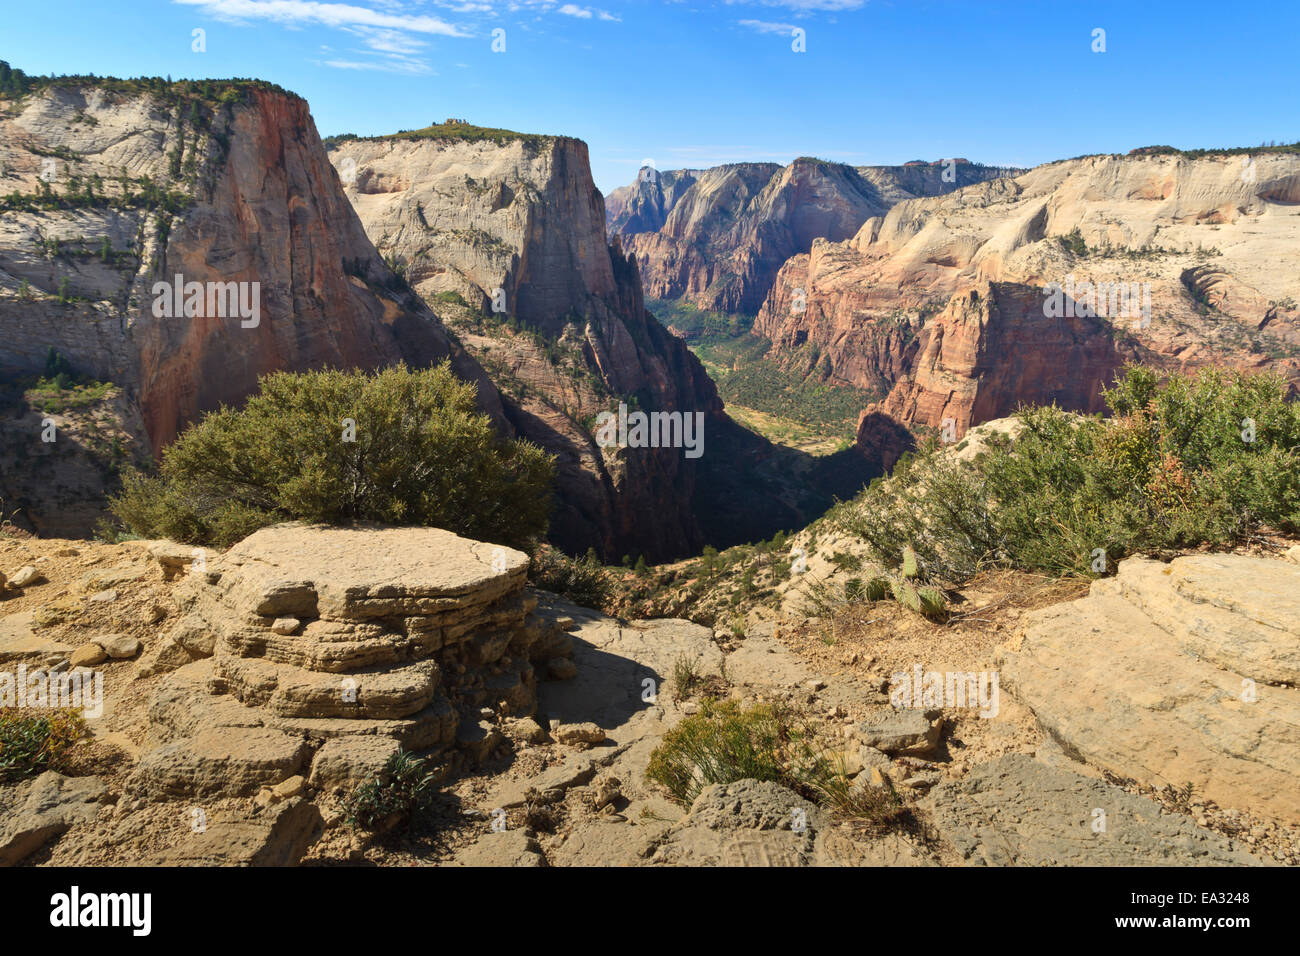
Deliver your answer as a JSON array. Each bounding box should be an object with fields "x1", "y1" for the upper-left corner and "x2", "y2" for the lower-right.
[
  {"x1": 319, "y1": 56, "x2": 435, "y2": 74},
  {"x1": 738, "y1": 18, "x2": 797, "y2": 34},
  {"x1": 726, "y1": 0, "x2": 865, "y2": 10},
  {"x1": 173, "y1": 0, "x2": 468, "y2": 37},
  {"x1": 558, "y1": 4, "x2": 593, "y2": 17}
]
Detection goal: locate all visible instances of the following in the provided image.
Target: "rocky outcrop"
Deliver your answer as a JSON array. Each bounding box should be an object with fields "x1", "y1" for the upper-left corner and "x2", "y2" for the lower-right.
[
  {"x1": 326, "y1": 129, "x2": 733, "y2": 561},
  {"x1": 923, "y1": 754, "x2": 1264, "y2": 866},
  {"x1": 756, "y1": 151, "x2": 1300, "y2": 443},
  {"x1": 615, "y1": 158, "x2": 1014, "y2": 315},
  {"x1": 999, "y1": 553, "x2": 1300, "y2": 824},
  {"x1": 0, "y1": 78, "x2": 498, "y2": 534},
  {"x1": 127, "y1": 524, "x2": 577, "y2": 801}
]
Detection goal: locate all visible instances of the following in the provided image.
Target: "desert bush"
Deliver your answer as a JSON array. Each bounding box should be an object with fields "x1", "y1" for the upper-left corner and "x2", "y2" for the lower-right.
[
  {"x1": 0, "y1": 708, "x2": 87, "y2": 783},
  {"x1": 797, "y1": 750, "x2": 912, "y2": 832},
  {"x1": 646, "y1": 699, "x2": 811, "y2": 804},
  {"x1": 342, "y1": 749, "x2": 436, "y2": 830},
  {"x1": 108, "y1": 363, "x2": 554, "y2": 549},
  {"x1": 528, "y1": 546, "x2": 611, "y2": 609},
  {"x1": 835, "y1": 366, "x2": 1300, "y2": 579}
]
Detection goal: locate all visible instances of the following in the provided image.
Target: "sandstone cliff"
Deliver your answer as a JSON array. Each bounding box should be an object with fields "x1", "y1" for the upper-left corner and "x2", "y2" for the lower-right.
[
  {"x1": 327, "y1": 128, "x2": 727, "y2": 560},
  {"x1": 613, "y1": 158, "x2": 1014, "y2": 315},
  {"x1": 605, "y1": 167, "x2": 702, "y2": 235},
  {"x1": 0, "y1": 77, "x2": 496, "y2": 534},
  {"x1": 755, "y1": 150, "x2": 1300, "y2": 442}
]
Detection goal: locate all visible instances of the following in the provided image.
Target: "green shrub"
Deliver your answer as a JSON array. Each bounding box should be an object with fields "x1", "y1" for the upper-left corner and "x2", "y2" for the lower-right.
[
  {"x1": 0, "y1": 709, "x2": 86, "y2": 783},
  {"x1": 528, "y1": 546, "x2": 610, "y2": 609},
  {"x1": 342, "y1": 749, "x2": 437, "y2": 830},
  {"x1": 646, "y1": 699, "x2": 806, "y2": 804},
  {"x1": 108, "y1": 363, "x2": 554, "y2": 549},
  {"x1": 835, "y1": 366, "x2": 1300, "y2": 579}
]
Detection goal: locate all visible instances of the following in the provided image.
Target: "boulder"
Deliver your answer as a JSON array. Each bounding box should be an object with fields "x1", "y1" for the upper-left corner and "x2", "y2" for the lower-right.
[
  {"x1": 855, "y1": 707, "x2": 943, "y2": 756},
  {"x1": 69, "y1": 643, "x2": 107, "y2": 668},
  {"x1": 7, "y1": 566, "x2": 43, "y2": 589},
  {"x1": 554, "y1": 722, "x2": 606, "y2": 748},
  {"x1": 96, "y1": 634, "x2": 142, "y2": 659}
]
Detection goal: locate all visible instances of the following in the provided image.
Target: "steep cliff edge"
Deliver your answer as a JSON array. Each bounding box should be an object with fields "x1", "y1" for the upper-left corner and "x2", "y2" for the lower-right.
[
  {"x1": 0, "y1": 74, "x2": 497, "y2": 533},
  {"x1": 613, "y1": 158, "x2": 1014, "y2": 315},
  {"x1": 756, "y1": 151, "x2": 1300, "y2": 442},
  {"x1": 327, "y1": 128, "x2": 731, "y2": 560}
]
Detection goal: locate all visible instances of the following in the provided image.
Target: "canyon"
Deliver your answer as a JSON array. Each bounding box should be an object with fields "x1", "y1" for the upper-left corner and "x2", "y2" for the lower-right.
[
  {"x1": 0, "y1": 82, "x2": 862, "y2": 559},
  {"x1": 610, "y1": 158, "x2": 1014, "y2": 316},
  {"x1": 324, "y1": 127, "x2": 727, "y2": 561},
  {"x1": 750, "y1": 151, "x2": 1300, "y2": 442}
]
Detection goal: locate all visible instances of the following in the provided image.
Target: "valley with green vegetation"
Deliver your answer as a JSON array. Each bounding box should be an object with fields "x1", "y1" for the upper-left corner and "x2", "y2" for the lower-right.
[{"x1": 650, "y1": 298, "x2": 878, "y2": 454}]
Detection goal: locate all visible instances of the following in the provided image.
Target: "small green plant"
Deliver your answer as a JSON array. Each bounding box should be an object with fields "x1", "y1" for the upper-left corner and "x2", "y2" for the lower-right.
[
  {"x1": 646, "y1": 699, "x2": 801, "y2": 804},
  {"x1": 0, "y1": 709, "x2": 87, "y2": 783},
  {"x1": 342, "y1": 749, "x2": 437, "y2": 830},
  {"x1": 795, "y1": 750, "x2": 911, "y2": 832},
  {"x1": 672, "y1": 655, "x2": 702, "y2": 698}
]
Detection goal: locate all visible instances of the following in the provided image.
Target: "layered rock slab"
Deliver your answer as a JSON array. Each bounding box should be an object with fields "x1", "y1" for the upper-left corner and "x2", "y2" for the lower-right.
[
  {"x1": 999, "y1": 554, "x2": 1300, "y2": 823},
  {"x1": 130, "y1": 525, "x2": 576, "y2": 800},
  {"x1": 922, "y1": 755, "x2": 1264, "y2": 866}
]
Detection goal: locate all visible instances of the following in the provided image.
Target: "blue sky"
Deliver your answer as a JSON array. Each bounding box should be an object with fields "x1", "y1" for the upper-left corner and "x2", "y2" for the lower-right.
[{"x1": 4, "y1": 0, "x2": 1298, "y2": 192}]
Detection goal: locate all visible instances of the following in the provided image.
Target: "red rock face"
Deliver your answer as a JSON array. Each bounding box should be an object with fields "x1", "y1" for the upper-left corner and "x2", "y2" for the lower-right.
[
  {"x1": 0, "y1": 83, "x2": 497, "y2": 535},
  {"x1": 874, "y1": 282, "x2": 1133, "y2": 436},
  {"x1": 135, "y1": 89, "x2": 493, "y2": 451},
  {"x1": 755, "y1": 153, "x2": 1300, "y2": 453}
]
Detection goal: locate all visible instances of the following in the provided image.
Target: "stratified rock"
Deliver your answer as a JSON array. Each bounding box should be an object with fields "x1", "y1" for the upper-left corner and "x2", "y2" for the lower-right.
[
  {"x1": 999, "y1": 553, "x2": 1300, "y2": 823},
  {"x1": 127, "y1": 727, "x2": 310, "y2": 799},
  {"x1": 922, "y1": 755, "x2": 1265, "y2": 866},
  {"x1": 0, "y1": 79, "x2": 498, "y2": 538},
  {"x1": 0, "y1": 772, "x2": 107, "y2": 865},
  {"x1": 328, "y1": 131, "x2": 724, "y2": 561},
  {"x1": 132, "y1": 637, "x2": 202, "y2": 680},
  {"x1": 308, "y1": 736, "x2": 401, "y2": 793},
  {"x1": 0, "y1": 612, "x2": 71, "y2": 663},
  {"x1": 756, "y1": 152, "x2": 1300, "y2": 442},
  {"x1": 130, "y1": 524, "x2": 576, "y2": 795},
  {"x1": 616, "y1": 158, "x2": 1007, "y2": 315}
]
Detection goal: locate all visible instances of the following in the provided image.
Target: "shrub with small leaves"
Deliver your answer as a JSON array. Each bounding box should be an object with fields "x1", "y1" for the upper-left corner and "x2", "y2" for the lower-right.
[{"x1": 108, "y1": 363, "x2": 554, "y2": 549}]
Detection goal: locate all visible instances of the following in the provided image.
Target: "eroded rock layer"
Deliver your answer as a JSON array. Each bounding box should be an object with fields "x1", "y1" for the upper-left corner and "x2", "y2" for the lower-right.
[{"x1": 128, "y1": 524, "x2": 576, "y2": 800}]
